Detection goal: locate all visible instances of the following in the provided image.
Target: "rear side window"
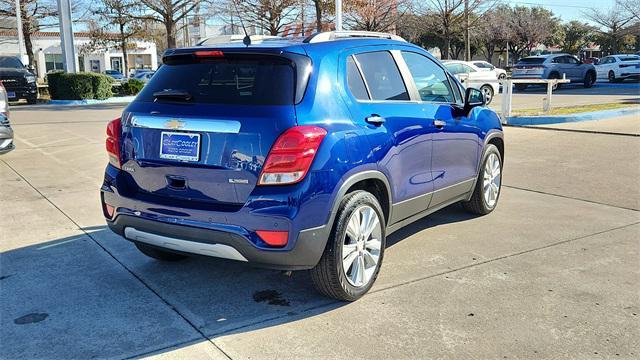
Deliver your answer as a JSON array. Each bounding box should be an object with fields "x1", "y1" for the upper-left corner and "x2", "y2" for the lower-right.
[
  {"x1": 402, "y1": 52, "x2": 455, "y2": 103},
  {"x1": 353, "y1": 51, "x2": 409, "y2": 101},
  {"x1": 518, "y1": 58, "x2": 545, "y2": 65},
  {"x1": 137, "y1": 57, "x2": 294, "y2": 105},
  {"x1": 346, "y1": 56, "x2": 369, "y2": 100},
  {"x1": 620, "y1": 56, "x2": 640, "y2": 62}
]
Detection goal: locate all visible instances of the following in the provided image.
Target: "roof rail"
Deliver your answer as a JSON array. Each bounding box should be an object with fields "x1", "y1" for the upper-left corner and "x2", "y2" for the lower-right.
[
  {"x1": 303, "y1": 31, "x2": 406, "y2": 43},
  {"x1": 197, "y1": 35, "x2": 283, "y2": 46}
]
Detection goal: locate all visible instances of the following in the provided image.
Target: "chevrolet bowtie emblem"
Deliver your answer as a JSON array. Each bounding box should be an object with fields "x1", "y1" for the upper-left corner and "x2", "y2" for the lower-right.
[{"x1": 164, "y1": 119, "x2": 185, "y2": 130}]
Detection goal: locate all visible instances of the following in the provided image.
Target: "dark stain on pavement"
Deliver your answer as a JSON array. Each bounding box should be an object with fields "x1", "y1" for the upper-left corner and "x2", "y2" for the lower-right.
[
  {"x1": 14, "y1": 313, "x2": 49, "y2": 325},
  {"x1": 253, "y1": 290, "x2": 290, "y2": 306}
]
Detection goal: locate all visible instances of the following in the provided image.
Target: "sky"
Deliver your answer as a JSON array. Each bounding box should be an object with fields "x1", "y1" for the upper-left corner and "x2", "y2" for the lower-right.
[{"x1": 503, "y1": 0, "x2": 618, "y2": 23}]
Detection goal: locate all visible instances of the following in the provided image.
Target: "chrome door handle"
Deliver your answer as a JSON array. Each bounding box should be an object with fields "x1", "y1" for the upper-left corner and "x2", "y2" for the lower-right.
[
  {"x1": 365, "y1": 114, "x2": 386, "y2": 126},
  {"x1": 433, "y1": 119, "x2": 446, "y2": 129}
]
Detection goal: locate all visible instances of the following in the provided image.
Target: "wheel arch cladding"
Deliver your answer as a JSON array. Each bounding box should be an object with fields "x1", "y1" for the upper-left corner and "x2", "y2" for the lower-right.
[{"x1": 345, "y1": 178, "x2": 391, "y2": 225}]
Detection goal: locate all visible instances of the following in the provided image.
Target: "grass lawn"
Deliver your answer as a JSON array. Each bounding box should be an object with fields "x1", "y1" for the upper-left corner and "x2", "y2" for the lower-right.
[{"x1": 512, "y1": 102, "x2": 639, "y2": 116}]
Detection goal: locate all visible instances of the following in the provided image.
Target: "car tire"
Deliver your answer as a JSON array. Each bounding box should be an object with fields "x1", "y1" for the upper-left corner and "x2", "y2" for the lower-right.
[
  {"x1": 462, "y1": 144, "x2": 502, "y2": 215},
  {"x1": 549, "y1": 73, "x2": 562, "y2": 90},
  {"x1": 498, "y1": 73, "x2": 506, "y2": 80},
  {"x1": 583, "y1": 72, "x2": 595, "y2": 88},
  {"x1": 514, "y1": 84, "x2": 528, "y2": 91},
  {"x1": 135, "y1": 242, "x2": 188, "y2": 261},
  {"x1": 480, "y1": 85, "x2": 494, "y2": 105},
  {"x1": 608, "y1": 71, "x2": 620, "y2": 83},
  {"x1": 310, "y1": 190, "x2": 386, "y2": 301},
  {"x1": 27, "y1": 97, "x2": 37, "y2": 105}
]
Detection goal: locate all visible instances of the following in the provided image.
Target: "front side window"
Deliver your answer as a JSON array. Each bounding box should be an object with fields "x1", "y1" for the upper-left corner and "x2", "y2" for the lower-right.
[
  {"x1": 402, "y1": 52, "x2": 455, "y2": 103},
  {"x1": 565, "y1": 56, "x2": 580, "y2": 64},
  {"x1": 353, "y1": 51, "x2": 409, "y2": 101}
]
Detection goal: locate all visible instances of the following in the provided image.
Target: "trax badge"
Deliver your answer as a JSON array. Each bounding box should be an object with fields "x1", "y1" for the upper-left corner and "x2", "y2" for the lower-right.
[{"x1": 164, "y1": 119, "x2": 185, "y2": 130}]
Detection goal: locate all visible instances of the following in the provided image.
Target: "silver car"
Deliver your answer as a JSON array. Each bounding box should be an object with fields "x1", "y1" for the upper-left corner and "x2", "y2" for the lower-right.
[
  {"x1": 511, "y1": 53, "x2": 597, "y2": 91},
  {"x1": 0, "y1": 81, "x2": 14, "y2": 154}
]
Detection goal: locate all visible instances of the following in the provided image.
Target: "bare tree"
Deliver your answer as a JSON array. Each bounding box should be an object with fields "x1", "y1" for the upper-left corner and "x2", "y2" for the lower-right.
[
  {"x1": 617, "y1": 0, "x2": 640, "y2": 21},
  {"x1": 312, "y1": 0, "x2": 333, "y2": 32},
  {"x1": 585, "y1": 7, "x2": 634, "y2": 54},
  {"x1": 90, "y1": 0, "x2": 144, "y2": 73},
  {"x1": 232, "y1": 0, "x2": 298, "y2": 35},
  {"x1": 343, "y1": 0, "x2": 410, "y2": 33},
  {"x1": 507, "y1": 6, "x2": 558, "y2": 60},
  {"x1": 139, "y1": 0, "x2": 201, "y2": 49},
  {"x1": 416, "y1": 0, "x2": 493, "y2": 59},
  {"x1": 474, "y1": 5, "x2": 511, "y2": 63},
  {"x1": 0, "y1": 0, "x2": 58, "y2": 67}
]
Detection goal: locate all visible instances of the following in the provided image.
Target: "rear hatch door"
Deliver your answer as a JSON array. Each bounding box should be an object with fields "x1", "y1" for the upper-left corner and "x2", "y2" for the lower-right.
[{"x1": 120, "y1": 50, "x2": 306, "y2": 207}]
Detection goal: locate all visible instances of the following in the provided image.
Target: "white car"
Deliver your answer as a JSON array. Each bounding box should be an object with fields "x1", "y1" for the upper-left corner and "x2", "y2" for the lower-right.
[
  {"x1": 595, "y1": 54, "x2": 640, "y2": 82},
  {"x1": 443, "y1": 60, "x2": 500, "y2": 105},
  {"x1": 471, "y1": 61, "x2": 507, "y2": 80}
]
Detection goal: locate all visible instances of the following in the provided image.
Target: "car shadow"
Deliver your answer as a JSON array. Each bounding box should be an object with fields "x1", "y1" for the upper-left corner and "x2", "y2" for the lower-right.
[{"x1": 0, "y1": 204, "x2": 479, "y2": 358}]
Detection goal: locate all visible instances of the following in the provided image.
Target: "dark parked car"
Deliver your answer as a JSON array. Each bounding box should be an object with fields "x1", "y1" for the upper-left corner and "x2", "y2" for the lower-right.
[
  {"x1": 0, "y1": 81, "x2": 14, "y2": 154},
  {"x1": 0, "y1": 56, "x2": 37, "y2": 104},
  {"x1": 511, "y1": 53, "x2": 597, "y2": 91},
  {"x1": 101, "y1": 31, "x2": 504, "y2": 301}
]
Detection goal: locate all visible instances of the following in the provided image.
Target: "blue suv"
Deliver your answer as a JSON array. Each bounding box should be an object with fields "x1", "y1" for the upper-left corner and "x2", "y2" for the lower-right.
[{"x1": 101, "y1": 31, "x2": 504, "y2": 301}]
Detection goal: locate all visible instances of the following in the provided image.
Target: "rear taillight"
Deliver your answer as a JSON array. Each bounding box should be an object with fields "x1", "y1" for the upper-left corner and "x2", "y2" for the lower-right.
[
  {"x1": 106, "y1": 117, "x2": 122, "y2": 169},
  {"x1": 258, "y1": 126, "x2": 327, "y2": 185}
]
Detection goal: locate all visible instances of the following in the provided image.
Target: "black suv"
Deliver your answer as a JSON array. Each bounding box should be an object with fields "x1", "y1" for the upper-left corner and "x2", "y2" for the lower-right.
[{"x1": 0, "y1": 56, "x2": 37, "y2": 104}]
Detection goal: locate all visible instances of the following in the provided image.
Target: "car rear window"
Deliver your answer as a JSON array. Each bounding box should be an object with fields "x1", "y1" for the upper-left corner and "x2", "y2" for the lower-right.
[
  {"x1": 517, "y1": 58, "x2": 545, "y2": 65},
  {"x1": 137, "y1": 57, "x2": 294, "y2": 105}
]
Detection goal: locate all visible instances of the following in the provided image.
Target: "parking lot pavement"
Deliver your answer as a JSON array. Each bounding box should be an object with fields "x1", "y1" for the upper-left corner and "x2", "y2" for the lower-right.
[
  {"x1": 1, "y1": 105, "x2": 639, "y2": 359},
  {"x1": 529, "y1": 114, "x2": 640, "y2": 136},
  {"x1": 491, "y1": 81, "x2": 639, "y2": 111}
]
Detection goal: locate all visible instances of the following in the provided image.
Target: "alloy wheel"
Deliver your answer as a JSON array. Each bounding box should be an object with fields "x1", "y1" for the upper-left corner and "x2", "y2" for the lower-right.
[
  {"x1": 342, "y1": 205, "x2": 382, "y2": 287},
  {"x1": 481, "y1": 86, "x2": 494, "y2": 104},
  {"x1": 482, "y1": 153, "x2": 501, "y2": 208}
]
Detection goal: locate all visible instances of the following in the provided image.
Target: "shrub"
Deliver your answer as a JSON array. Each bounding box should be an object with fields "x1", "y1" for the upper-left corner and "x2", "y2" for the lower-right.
[
  {"x1": 46, "y1": 71, "x2": 64, "y2": 99},
  {"x1": 119, "y1": 79, "x2": 145, "y2": 96},
  {"x1": 47, "y1": 72, "x2": 113, "y2": 100}
]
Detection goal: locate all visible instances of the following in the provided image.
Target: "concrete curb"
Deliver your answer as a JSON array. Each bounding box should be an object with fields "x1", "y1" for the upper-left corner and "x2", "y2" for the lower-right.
[
  {"x1": 507, "y1": 106, "x2": 640, "y2": 126},
  {"x1": 46, "y1": 96, "x2": 136, "y2": 106}
]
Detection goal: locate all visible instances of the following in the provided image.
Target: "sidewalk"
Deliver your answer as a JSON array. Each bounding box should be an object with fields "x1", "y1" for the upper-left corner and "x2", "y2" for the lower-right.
[{"x1": 529, "y1": 114, "x2": 640, "y2": 136}]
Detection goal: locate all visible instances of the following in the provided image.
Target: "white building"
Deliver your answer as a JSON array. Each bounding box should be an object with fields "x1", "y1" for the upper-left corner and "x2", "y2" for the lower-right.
[{"x1": 0, "y1": 30, "x2": 157, "y2": 79}]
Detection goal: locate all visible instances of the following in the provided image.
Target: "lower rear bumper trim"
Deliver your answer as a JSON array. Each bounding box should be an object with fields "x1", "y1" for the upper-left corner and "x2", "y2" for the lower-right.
[{"x1": 124, "y1": 227, "x2": 248, "y2": 262}]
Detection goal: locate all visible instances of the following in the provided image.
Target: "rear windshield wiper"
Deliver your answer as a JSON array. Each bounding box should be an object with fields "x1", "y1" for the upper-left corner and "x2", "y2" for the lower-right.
[{"x1": 153, "y1": 89, "x2": 192, "y2": 102}]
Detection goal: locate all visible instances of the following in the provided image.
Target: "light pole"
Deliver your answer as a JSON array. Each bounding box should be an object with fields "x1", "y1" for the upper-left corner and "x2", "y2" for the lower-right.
[
  {"x1": 335, "y1": 0, "x2": 342, "y2": 31},
  {"x1": 14, "y1": 0, "x2": 27, "y2": 65},
  {"x1": 56, "y1": 0, "x2": 77, "y2": 73},
  {"x1": 464, "y1": 0, "x2": 470, "y2": 61}
]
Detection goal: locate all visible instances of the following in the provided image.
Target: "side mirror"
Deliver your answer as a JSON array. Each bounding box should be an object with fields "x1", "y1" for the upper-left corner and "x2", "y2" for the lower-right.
[{"x1": 465, "y1": 87, "x2": 485, "y2": 111}]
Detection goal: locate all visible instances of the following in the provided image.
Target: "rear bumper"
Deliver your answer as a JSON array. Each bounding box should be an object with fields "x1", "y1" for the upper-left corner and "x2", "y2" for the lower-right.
[
  {"x1": 101, "y1": 163, "x2": 335, "y2": 270},
  {"x1": 107, "y1": 214, "x2": 329, "y2": 270}
]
